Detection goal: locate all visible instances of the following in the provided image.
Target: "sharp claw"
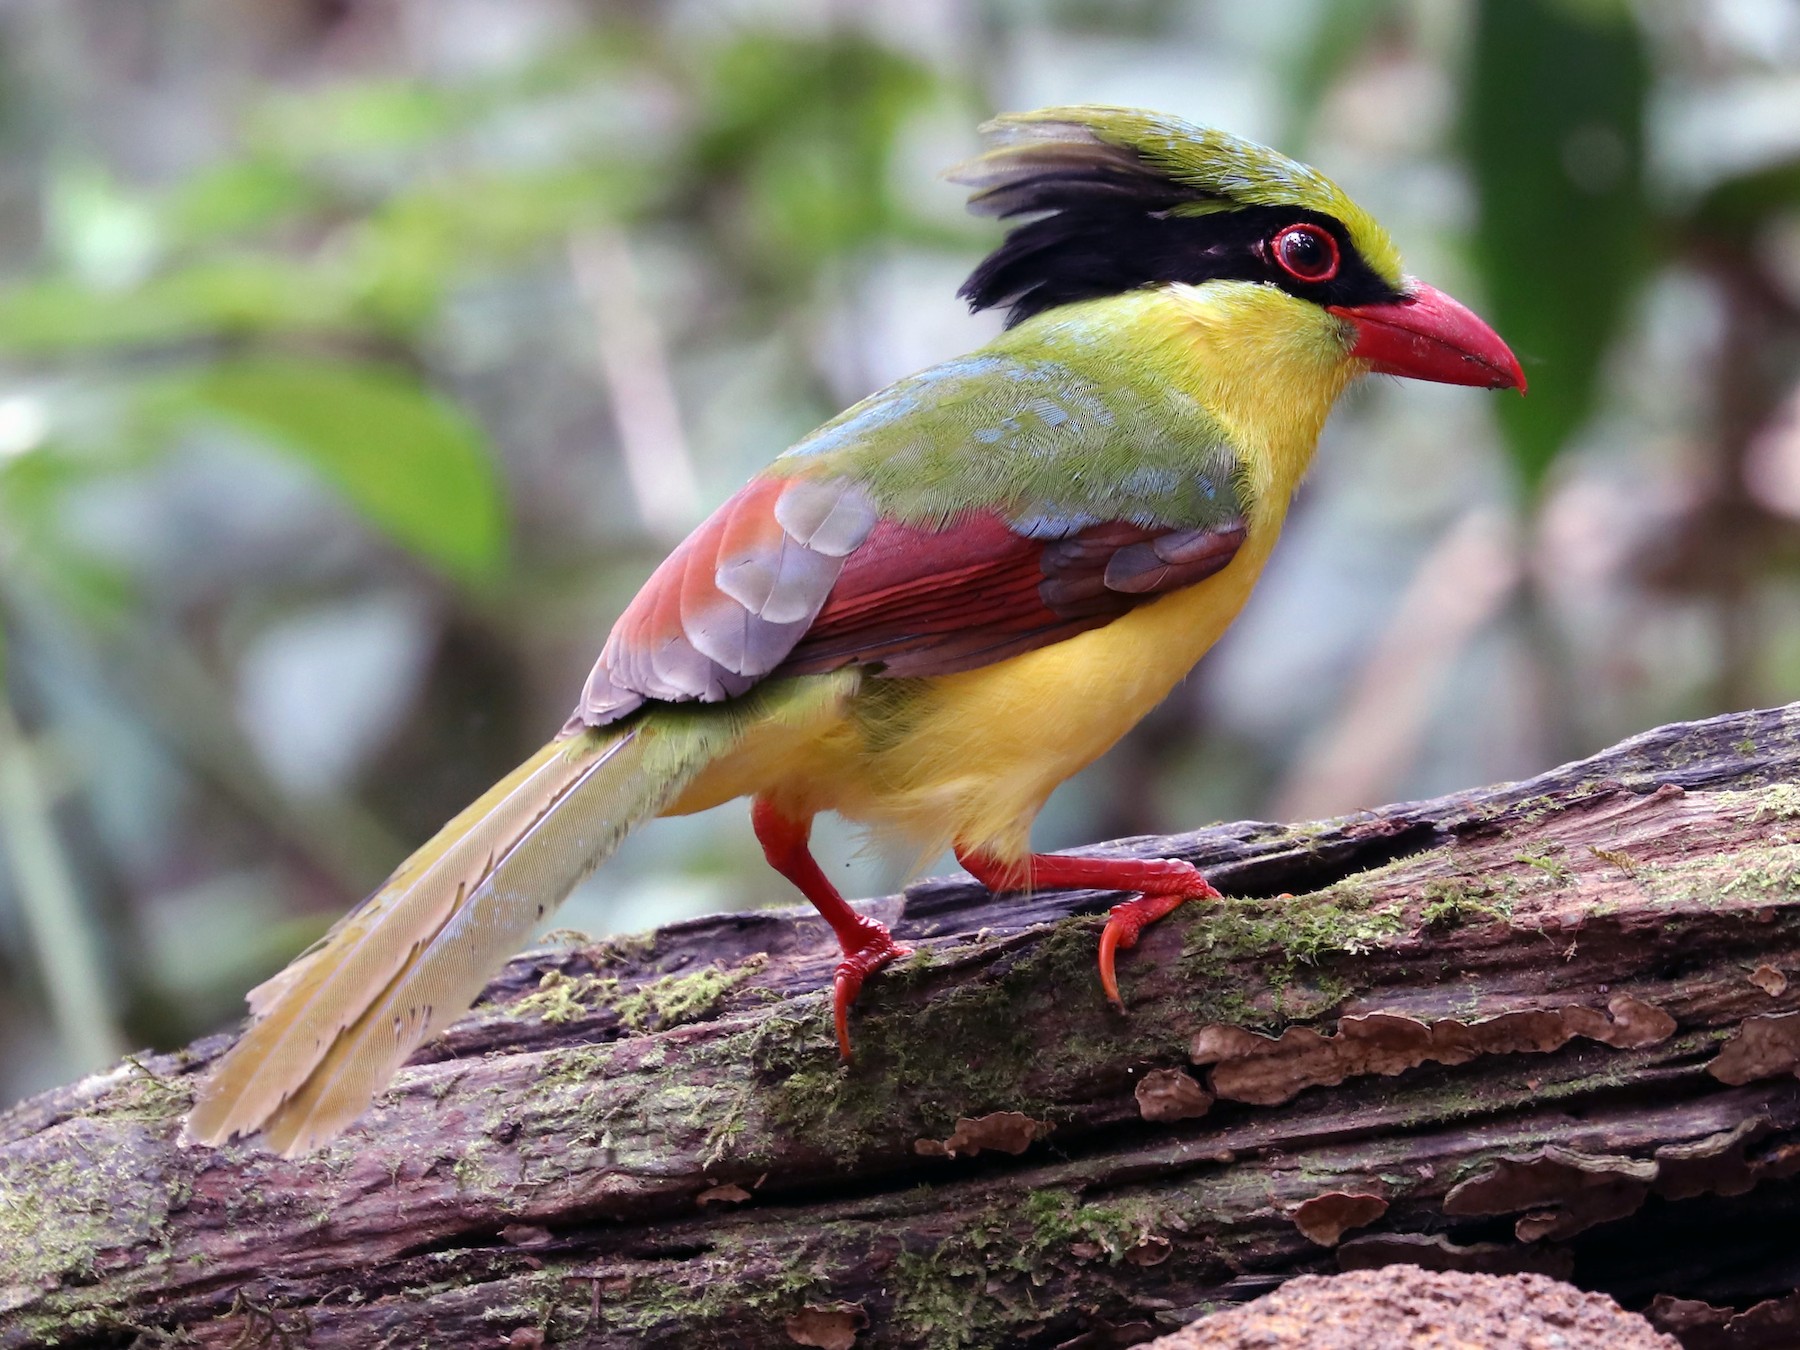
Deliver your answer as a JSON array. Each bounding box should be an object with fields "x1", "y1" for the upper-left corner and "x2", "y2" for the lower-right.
[
  {"x1": 833, "y1": 972, "x2": 855, "y2": 1062},
  {"x1": 1096, "y1": 874, "x2": 1218, "y2": 1010},
  {"x1": 1097, "y1": 918, "x2": 1126, "y2": 1009},
  {"x1": 830, "y1": 932, "x2": 911, "y2": 1062}
]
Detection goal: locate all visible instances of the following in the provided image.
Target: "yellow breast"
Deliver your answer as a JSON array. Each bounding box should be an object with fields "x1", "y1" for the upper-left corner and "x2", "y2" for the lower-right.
[{"x1": 670, "y1": 282, "x2": 1360, "y2": 859}]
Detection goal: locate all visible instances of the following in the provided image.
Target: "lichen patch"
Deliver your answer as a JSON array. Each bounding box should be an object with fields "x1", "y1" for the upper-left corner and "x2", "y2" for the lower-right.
[
  {"x1": 785, "y1": 1303, "x2": 866, "y2": 1350},
  {"x1": 1707, "y1": 1011, "x2": 1800, "y2": 1085},
  {"x1": 1190, "y1": 995, "x2": 1676, "y2": 1106},
  {"x1": 1445, "y1": 1145, "x2": 1656, "y2": 1241},
  {"x1": 1292, "y1": 1191, "x2": 1388, "y2": 1246},
  {"x1": 913, "y1": 1111, "x2": 1050, "y2": 1158},
  {"x1": 1134, "y1": 1067, "x2": 1213, "y2": 1123}
]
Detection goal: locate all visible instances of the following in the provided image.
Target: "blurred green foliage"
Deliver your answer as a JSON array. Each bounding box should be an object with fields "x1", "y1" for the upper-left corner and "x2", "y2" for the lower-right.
[
  {"x1": 688, "y1": 35, "x2": 946, "y2": 282},
  {"x1": 1466, "y1": 0, "x2": 1651, "y2": 494},
  {"x1": 158, "y1": 359, "x2": 507, "y2": 584}
]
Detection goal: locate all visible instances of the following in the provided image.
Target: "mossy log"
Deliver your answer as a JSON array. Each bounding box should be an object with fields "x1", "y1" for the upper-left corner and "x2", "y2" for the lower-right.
[{"x1": 7, "y1": 703, "x2": 1800, "y2": 1349}]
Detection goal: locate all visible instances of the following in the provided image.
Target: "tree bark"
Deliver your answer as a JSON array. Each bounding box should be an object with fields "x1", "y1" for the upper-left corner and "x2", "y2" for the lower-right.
[{"x1": 5, "y1": 703, "x2": 1800, "y2": 1350}]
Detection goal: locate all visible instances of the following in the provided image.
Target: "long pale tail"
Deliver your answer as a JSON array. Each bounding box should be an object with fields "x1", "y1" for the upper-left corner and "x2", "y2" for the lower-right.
[{"x1": 184, "y1": 707, "x2": 750, "y2": 1157}]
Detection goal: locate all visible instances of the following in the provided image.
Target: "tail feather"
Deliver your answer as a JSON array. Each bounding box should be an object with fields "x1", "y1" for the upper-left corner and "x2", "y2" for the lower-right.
[
  {"x1": 256, "y1": 729, "x2": 663, "y2": 1155},
  {"x1": 185, "y1": 718, "x2": 721, "y2": 1155},
  {"x1": 240, "y1": 745, "x2": 568, "y2": 1022},
  {"x1": 185, "y1": 734, "x2": 617, "y2": 1151},
  {"x1": 186, "y1": 674, "x2": 856, "y2": 1157}
]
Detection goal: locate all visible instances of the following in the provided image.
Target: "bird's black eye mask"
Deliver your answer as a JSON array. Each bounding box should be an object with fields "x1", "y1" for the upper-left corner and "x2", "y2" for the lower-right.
[{"x1": 961, "y1": 203, "x2": 1404, "y2": 328}]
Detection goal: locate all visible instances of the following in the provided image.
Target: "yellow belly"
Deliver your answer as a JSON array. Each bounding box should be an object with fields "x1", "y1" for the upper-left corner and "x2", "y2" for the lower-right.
[
  {"x1": 667, "y1": 524, "x2": 1277, "y2": 861},
  {"x1": 666, "y1": 279, "x2": 1356, "y2": 857}
]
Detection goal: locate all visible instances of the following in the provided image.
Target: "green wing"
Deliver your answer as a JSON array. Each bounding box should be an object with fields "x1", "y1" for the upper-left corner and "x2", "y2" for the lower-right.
[{"x1": 776, "y1": 294, "x2": 1248, "y2": 535}]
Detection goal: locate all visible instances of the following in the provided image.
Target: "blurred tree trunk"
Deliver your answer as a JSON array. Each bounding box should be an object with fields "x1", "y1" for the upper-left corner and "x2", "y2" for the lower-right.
[{"x1": 5, "y1": 703, "x2": 1800, "y2": 1350}]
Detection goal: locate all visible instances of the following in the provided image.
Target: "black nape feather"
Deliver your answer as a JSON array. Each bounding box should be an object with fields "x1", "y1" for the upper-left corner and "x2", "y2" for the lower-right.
[
  {"x1": 960, "y1": 202, "x2": 1400, "y2": 328},
  {"x1": 962, "y1": 158, "x2": 1213, "y2": 221}
]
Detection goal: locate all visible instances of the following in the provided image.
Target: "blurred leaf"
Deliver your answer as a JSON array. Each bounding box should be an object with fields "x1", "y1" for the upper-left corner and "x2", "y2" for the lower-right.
[
  {"x1": 0, "y1": 256, "x2": 364, "y2": 354},
  {"x1": 1690, "y1": 156, "x2": 1800, "y2": 239},
  {"x1": 0, "y1": 450, "x2": 135, "y2": 623},
  {"x1": 688, "y1": 34, "x2": 940, "y2": 285},
  {"x1": 251, "y1": 81, "x2": 471, "y2": 163},
  {"x1": 0, "y1": 157, "x2": 647, "y2": 353},
  {"x1": 1464, "y1": 0, "x2": 1651, "y2": 493},
  {"x1": 164, "y1": 160, "x2": 324, "y2": 244},
  {"x1": 154, "y1": 359, "x2": 507, "y2": 583},
  {"x1": 1022, "y1": 0, "x2": 1188, "y2": 36},
  {"x1": 47, "y1": 162, "x2": 162, "y2": 289},
  {"x1": 1282, "y1": 0, "x2": 1402, "y2": 148},
  {"x1": 0, "y1": 275, "x2": 202, "y2": 352},
  {"x1": 353, "y1": 163, "x2": 646, "y2": 325}
]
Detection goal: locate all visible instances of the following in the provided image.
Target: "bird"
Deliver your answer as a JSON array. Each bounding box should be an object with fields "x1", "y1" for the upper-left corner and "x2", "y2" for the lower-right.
[{"x1": 184, "y1": 105, "x2": 1524, "y2": 1157}]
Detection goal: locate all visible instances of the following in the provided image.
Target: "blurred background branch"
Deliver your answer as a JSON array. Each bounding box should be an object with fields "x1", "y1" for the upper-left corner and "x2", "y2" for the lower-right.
[
  {"x1": 0, "y1": 0, "x2": 1798, "y2": 1108},
  {"x1": 0, "y1": 682, "x2": 120, "y2": 1073},
  {"x1": 569, "y1": 226, "x2": 702, "y2": 544}
]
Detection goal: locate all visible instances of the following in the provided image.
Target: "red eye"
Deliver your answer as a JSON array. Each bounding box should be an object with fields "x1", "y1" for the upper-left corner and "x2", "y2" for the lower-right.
[{"x1": 1271, "y1": 223, "x2": 1340, "y2": 283}]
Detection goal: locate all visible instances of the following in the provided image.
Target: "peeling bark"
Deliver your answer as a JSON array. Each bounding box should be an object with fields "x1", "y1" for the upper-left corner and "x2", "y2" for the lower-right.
[{"x1": 5, "y1": 702, "x2": 1800, "y2": 1349}]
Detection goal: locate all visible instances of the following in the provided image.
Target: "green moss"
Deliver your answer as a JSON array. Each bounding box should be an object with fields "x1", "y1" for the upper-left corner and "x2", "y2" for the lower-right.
[
  {"x1": 92, "y1": 1058, "x2": 192, "y2": 1124},
  {"x1": 535, "y1": 1045, "x2": 614, "y2": 1092},
  {"x1": 1751, "y1": 783, "x2": 1800, "y2": 823},
  {"x1": 511, "y1": 951, "x2": 767, "y2": 1031},
  {"x1": 582, "y1": 1225, "x2": 843, "y2": 1340},
  {"x1": 883, "y1": 939, "x2": 944, "y2": 986},
  {"x1": 0, "y1": 1125, "x2": 180, "y2": 1292},
  {"x1": 1418, "y1": 876, "x2": 1515, "y2": 930},
  {"x1": 4, "y1": 1300, "x2": 161, "y2": 1347},
  {"x1": 737, "y1": 876, "x2": 1408, "y2": 1165},
  {"x1": 1625, "y1": 834, "x2": 1800, "y2": 910},
  {"x1": 890, "y1": 1188, "x2": 1155, "y2": 1347},
  {"x1": 452, "y1": 1150, "x2": 502, "y2": 1193},
  {"x1": 512, "y1": 969, "x2": 618, "y2": 1024},
  {"x1": 1512, "y1": 844, "x2": 1572, "y2": 882},
  {"x1": 586, "y1": 930, "x2": 657, "y2": 967},
  {"x1": 745, "y1": 921, "x2": 1133, "y2": 1162},
  {"x1": 1718, "y1": 856, "x2": 1800, "y2": 901},
  {"x1": 1020, "y1": 1188, "x2": 1143, "y2": 1257},
  {"x1": 1177, "y1": 871, "x2": 1411, "y2": 1027},
  {"x1": 614, "y1": 954, "x2": 768, "y2": 1032},
  {"x1": 750, "y1": 1003, "x2": 1027, "y2": 1164}
]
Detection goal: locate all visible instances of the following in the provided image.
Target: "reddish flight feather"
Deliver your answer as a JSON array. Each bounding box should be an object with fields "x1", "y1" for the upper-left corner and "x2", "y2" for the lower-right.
[
  {"x1": 782, "y1": 511, "x2": 1246, "y2": 677},
  {"x1": 569, "y1": 472, "x2": 1246, "y2": 729}
]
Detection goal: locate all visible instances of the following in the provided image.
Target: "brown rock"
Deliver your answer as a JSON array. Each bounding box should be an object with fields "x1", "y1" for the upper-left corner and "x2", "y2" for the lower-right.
[{"x1": 1149, "y1": 1268, "x2": 1679, "y2": 1349}]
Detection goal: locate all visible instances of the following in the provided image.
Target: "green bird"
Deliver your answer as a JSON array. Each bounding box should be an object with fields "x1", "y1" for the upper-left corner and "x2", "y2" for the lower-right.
[{"x1": 186, "y1": 104, "x2": 1523, "y2": 1156}]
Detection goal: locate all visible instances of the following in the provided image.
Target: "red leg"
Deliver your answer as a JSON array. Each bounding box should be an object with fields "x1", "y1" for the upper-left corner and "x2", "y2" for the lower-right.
[
  {"x1": 752, "y1": 798, "x2": 909, "y2": 1061},
  {"x1": 955, "y1": 846, "x2": 1219, "y2": 1008}
]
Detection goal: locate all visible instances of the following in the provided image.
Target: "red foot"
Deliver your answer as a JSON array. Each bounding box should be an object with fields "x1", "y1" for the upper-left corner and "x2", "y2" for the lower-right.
[
  {"x1": 956, "y1": 846, "x2": 1219, "y2": 1009},
  {"x1": 832, "y1": 927, "x2": 911, "y2": 1062},
  {"x1": 1098, "y1": 891, "x2": 1188, "y2": 1007},
  {"x1": 751, "y1": 797, "x2": 912, "y2": 1061}
]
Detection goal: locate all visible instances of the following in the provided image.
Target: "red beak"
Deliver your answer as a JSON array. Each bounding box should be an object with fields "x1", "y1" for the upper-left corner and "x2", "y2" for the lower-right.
[{"x1": 1329, "y1": 281, "x2": 1526, "y2": 393}]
